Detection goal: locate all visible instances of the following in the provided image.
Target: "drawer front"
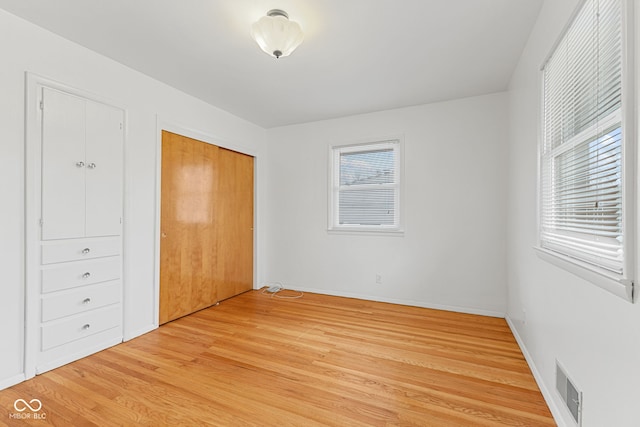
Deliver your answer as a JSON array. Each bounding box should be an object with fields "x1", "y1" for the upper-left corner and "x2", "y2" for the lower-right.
[
  {"x1": 41, "y1": 237, "x2": 121, "y2": 265},
  {"x1": 41, "y1": 281, "x2": 121, "y2": 322},
  {"x1": 41, "y1": 305, "x2": 121, "y2": 351},
  {"x1": 41, "y1": 257, "x2": 120, "y2": 293}
]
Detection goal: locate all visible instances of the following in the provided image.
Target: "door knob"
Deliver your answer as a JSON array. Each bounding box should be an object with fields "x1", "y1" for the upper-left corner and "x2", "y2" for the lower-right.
[
  {"x1": 87, "y1": 163, "x2": 97, "y2": 169},
  {"x1": 75, "y1": 161, "x2": 85, "y2": 168}
]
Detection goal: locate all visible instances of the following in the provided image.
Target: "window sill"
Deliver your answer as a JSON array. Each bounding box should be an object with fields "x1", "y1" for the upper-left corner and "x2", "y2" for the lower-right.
[
  {"x1": 534, "y1": 247, "x2": 634, "y2": 302},
  {"x1": 327, "y1": 227, "x2": 405, "y2": 237}
]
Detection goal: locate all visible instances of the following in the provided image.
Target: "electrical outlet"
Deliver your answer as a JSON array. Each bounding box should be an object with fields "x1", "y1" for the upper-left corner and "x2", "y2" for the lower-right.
[{"x1": 375, "y1": 274, "x2": 382, "y2": 284}]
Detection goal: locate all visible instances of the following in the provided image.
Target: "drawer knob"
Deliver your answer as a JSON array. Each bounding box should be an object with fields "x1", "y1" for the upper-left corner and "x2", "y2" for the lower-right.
[
  {"x1": 83, "y1": 298, "x2": 91, "y2": 304},
  {"x1": 82, "y1": 272, "x2": 91, "y2": 279},
  {"x1": 82, "y1": 324, "x2": 91, "y2": 330},
  {"x1": 82, "y1": 248, "x2": 91, "y2": 254}
]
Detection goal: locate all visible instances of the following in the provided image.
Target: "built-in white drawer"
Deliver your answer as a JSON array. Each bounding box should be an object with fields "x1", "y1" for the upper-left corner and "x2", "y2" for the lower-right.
[
  {"x1": 41, "y1": 237, "x2": 121, "y2": 265},
  {"x1": 41, "y1": 257, "x2": 120, "y2": 294},
  {"x1": 41, "y1": 281, "x2": 121, "y2": 322},
  {"x1": 41, "y1": 304, "x2": 121, "y2": 351}
]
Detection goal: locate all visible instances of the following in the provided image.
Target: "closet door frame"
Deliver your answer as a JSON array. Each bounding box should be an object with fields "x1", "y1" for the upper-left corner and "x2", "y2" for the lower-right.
[
  {"x1": 24, "y1": 73, "x2": 127, "y2": 379},
  {"x1": 153, "y1": 118, "x2": 258, "y2": 327}
]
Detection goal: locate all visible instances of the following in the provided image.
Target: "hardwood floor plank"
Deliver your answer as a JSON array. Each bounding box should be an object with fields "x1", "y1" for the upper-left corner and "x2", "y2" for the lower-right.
[{"x1": 1, "y1": 291, "x2": 555, "y2": 426}]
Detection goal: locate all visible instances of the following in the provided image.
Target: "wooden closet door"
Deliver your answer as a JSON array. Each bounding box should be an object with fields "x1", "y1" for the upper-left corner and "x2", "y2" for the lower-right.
[
  {"x1": 215, "y1": 148, "x2": 254, "y2": 301},
  {"x1": 159, "y1": 131, "x2": 219, "y2": 324}
]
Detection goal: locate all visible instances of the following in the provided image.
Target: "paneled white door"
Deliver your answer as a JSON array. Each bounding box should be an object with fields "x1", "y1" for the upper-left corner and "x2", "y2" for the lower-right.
[
  {"x1": 41, "y1": 88, "x2": 86, "y2": 240},
  {"x1": 85, "y1": 101, "x2": 123, "y2": 237},
  {"x1": 40, "y1": 88, "x2": 123, "y2": 240}
]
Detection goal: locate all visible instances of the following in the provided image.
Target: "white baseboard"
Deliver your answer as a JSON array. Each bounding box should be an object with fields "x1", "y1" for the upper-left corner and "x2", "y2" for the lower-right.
[
  {"x1": 123, "y1": 323, "x2": 157, "y2": 342},
  {"x1": 263, "y1": 284, "x2": 505, "y2": 318},
  {"x1": 36, "y1": 337, "x2": 123, "y2": 375},
  {"x1": 1, "y1": 324, "x2": 157, "y2": 391},
  {"x1": 505, "y1": 316, "x2": 567, "y2": 427},
  {"x1": 0, "y1": 373, "x2": 26, "y2": 391}
]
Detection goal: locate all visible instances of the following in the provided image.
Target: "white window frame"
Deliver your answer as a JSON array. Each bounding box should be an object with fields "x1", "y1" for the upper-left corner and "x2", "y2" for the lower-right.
[
  {"x1": 536, "y1": 0, "x2": 636, "y2": 302},
  {"x1": 328, "y1": 137, "x2": 404, "y2": 235}
]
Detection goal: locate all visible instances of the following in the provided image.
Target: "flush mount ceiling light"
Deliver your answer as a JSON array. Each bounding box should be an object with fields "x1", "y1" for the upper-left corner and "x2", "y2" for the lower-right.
[{"x1": 251, "y1": 9, "x2": 304, "y2": 59}]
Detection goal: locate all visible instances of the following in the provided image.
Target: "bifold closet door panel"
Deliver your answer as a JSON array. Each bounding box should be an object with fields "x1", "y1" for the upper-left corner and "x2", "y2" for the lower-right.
[
  {"x1": 85, "y1": 101, "x2": 124, "y2": 237},
  {"x1": 41, "y1": 88, "x2": 86, "y2": 240},
  {"x1": 215, "y1": 148, "x2": 254, "y2": 301},
  {"x1": 159, "y1": 131, "x2": 219, "y2": 324}
]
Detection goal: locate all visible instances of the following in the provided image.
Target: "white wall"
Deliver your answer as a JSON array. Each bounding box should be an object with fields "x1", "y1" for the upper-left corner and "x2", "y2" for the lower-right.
[
  {"x1": 506, "y1": 1, "x2": 640, "y2": 426},
  {"x1": 11, "y1": 4, "x2": 638, "y2": 424},
  {"x1": 0, "y1": 9, "x2": 266, "y2": 389},
  {"x1": 265, "y1": 93, "x2": 509, "y2": 316}
]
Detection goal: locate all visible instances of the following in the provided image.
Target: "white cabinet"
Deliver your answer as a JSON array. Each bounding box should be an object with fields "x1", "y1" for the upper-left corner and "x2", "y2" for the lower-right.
[
  {"x1": 41, "y1": 88, "x2": 123, "y2": 240},
  {"x1": 32, "y1": 87, "x2": 124, "y2": 374}
]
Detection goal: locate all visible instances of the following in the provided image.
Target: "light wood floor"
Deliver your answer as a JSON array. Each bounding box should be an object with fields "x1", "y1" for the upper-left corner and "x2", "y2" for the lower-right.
[{"x1": 1, "y1": 290, "x2": 555, "y2": 426}]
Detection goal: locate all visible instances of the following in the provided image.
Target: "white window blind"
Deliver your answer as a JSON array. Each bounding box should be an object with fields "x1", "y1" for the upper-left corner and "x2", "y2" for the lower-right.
[
  {"x1": 540, "y1": 0, "x2": 628, "y2": 277},
  {"x1": 329, "y1": 140, "x2": 401, "y2": 232}
]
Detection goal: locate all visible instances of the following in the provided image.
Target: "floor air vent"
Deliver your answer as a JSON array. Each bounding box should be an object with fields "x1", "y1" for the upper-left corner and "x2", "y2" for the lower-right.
[{"x1": 556, "y1": 360, "x2": 582, "y2": 425}]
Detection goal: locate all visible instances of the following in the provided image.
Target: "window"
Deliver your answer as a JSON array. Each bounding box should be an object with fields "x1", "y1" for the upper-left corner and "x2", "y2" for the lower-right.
[
  {"x1": 329, "y1": 139, "x2": 402, "y2": 233},
  {"x1": 539, "y1": 0, "x2": 634, "y2": 300}
]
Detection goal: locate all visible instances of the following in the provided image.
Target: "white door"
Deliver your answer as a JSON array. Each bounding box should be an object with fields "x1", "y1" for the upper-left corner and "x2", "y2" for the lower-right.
[
  {"x1": 41, "y1": 88, "x2": 86, "y2": 240},
  {"x1": 85, "y1": 101, "x2": 123, "y2": 237}
]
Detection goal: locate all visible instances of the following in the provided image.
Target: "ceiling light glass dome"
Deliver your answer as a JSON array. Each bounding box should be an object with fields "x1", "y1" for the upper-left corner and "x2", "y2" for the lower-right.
[{"x1": 251, "y1": 9, "x2": 304, "y2": 59}]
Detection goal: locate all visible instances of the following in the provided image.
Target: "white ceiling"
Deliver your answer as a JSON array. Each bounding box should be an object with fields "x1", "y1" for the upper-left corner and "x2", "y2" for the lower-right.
[{"x1": 0, "y1": 0, "x2": 542, "y2": 128}]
